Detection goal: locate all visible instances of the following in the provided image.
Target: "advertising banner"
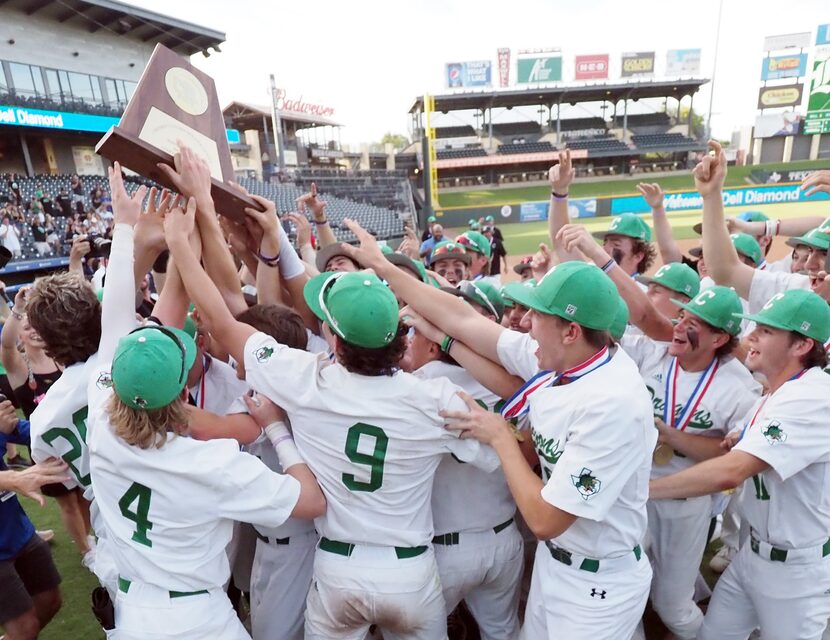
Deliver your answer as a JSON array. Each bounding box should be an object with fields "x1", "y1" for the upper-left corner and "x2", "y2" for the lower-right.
[
  {"x1": 621, "y1": 52, "x2": 655, "y2": 78},
  {"x1": 818, "y1": 24, "x2": 830, "y2": 46},
  {"x1": 757, "y1": 84, "x2": 804, "y2": 109},
  {"x1": 497, "y1": 48, "x2": 511, "y2": 87},
  {"x1": 754, "y1": 112, "x2": 802, "y2": 137},
  {"x1": 804, "y1": 47, "x2": 830, "y2": 135},
  {"x1": 763, "y1": 32, "x2": 811, "y2": 52},
  {"x1": 574, "y1": 54, "x2": 609, "y2": 80},
  {"x1": 519, "y1": 198, "x2": 597, "y2": 222},
  {"x1": 611, "y1": 183, "x2": 829, "y2": 215},
  {"x1": 517, "y1": 56, "x2": 562, "y2": 84},
  {"x1": 666, "y1": 49, "x2": 702, "y2": 76},
  {"x1": 761, "y1": 53, "x2": 808, "y2": 81},
  {"x1": 446, "y1": 61, "x2": 492, "y2": 88}
]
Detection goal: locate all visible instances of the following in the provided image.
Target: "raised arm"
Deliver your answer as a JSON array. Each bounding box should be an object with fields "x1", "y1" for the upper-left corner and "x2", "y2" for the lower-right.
[
  {"x1": 400, "y1": 307, "x2": 523, "y2": 400},
  {"x1": 164, "y1": 196, "x2": 256, "y2": 367},
  {"x1": 547, "y1": 149, "x2": 582, "y2": 263},
  {"x1": 297, "y1": 184, "x2": 337, "y2": 248},
  {"x1": 639, "y1": 183, "x2": 683, "y2": 264},
  {"x1": 729, "y1": 214, "x2": 825, "y2": 239},
  {"x1": 1, "y1": 288, "x2": 30, "y2": 386},
  {"x1": 99, "y1": 163, "x2": 147, "y2": 362},
  {"x1": 157, "y1": 147, "x2": 247, "y2": 317},
  {"x1": 341, "y1": 220, "x2": 506, "y2": 363},
  {"x1": 558, "y1": 223, "x2": 674, "y2": 341},
  {"x1": 698, "y1": 141, "x2": 755, "y2": 300}
]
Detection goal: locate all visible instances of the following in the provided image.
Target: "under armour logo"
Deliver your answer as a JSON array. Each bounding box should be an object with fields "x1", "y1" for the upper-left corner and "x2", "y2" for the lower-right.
[{"x1": 590, "y1": 588, "x2": 606, "y2": 599}]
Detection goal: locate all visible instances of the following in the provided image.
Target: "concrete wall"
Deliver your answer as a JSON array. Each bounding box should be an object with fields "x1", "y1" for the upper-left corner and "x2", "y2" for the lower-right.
[{"x1": 0, "y1": 8, "x2": 155, "y2": 83}]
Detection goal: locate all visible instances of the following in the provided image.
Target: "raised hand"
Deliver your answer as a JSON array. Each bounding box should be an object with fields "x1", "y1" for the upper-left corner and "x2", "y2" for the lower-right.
[
  {"x1": 286, "y1": 212, "x2": 312, "y2": 247},
  {"x1": 637, "y1": 183, "x2": 664, "y2": 210},
  {"x1": 399, "y1": 306, "x2": 444, "y2": 344},
  {"x1": 163, "y1": 195, "x2": 198, "y2": 247},
  {"x1": 801, "y1": 170, "x2": 830, "y2": 197},
  {"x1": 693, "y1": 140, "x2": 727, "y2": 198},
  {"x1": 155, "y1": 144, "x2": 213, "y2": 209},
  {"x1": 440, "y1": 391, "x2": 514, "y2": 446},
  {"x1": 296, "y1": 182, "x2": 327, "y2": 221},
  {"x1": 530, "y1": 243, "x2": 553, "y2": 280},
  {"x1": 340, "y1": 218, "x2": 386, "y2": 270},
  {"x1": 108, "y1": 161, "x2": 148, "y2": 227},
  {"x1": 548, "y1": 148, "x2": 574, "y2": 194},
  {"x1": 557, "y1": 224, "x2": 604, "y2": 262}
]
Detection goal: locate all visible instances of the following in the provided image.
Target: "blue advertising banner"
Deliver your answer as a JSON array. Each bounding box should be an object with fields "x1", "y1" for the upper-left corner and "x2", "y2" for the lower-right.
[
  {"x1": 817, "y1": 24, "x2": 830, "y2": 46},
  {"x1": 611, "y1": 184, "x2": 830, "y2": 215},
  {"x1": 519, "y1": 198, "x2": 597, "y2": 222},
  {"x1": 761, "y1": 53, "x2": 808, "y2": 81},
  {"x1": 0, "y1": 105, "x2": 241, "y2": 143},
  {"x1": 446, "y1": 61, "x2": 492, "y2": 88}
]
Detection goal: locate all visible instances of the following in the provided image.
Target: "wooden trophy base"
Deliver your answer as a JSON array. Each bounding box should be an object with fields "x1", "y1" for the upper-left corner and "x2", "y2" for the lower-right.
[{"x1": 96, "y1": 126, "x2": 264, "y2": 222}]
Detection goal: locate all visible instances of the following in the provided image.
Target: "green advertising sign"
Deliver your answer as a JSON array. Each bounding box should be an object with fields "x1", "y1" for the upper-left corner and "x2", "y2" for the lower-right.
[
  {"x1": 517, "y1": 56, "x2": 562, "y2": 84},
  {"x1": 805, "y1": 48, "x2": 830, "y2": 135}
]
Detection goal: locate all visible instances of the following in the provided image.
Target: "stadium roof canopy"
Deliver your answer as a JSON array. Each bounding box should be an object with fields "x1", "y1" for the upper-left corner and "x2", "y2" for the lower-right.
[
  {"x1": 3, "y1": 0, "x2": 224, "y2": 56},
  {"x1": 224, "y1": 101, "x2": 342, "y2": 130},
  {"x1": 409, "y1": 79, "x2": 709, "y2": 114}
]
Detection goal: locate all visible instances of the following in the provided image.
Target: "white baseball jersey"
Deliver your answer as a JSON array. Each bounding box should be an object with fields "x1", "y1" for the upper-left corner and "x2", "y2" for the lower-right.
[
  {"x1": 621, "y1": 334, "x2": 761, "y2": 479},
  {"x1": 187, "y1": 355, "x2": 248, "y2": 415},
  {"x1": 413, "y1": 360, "x2": 515, "y2": 534},
  {"x1": 87, "y1": 359, "x2": 301, "y2": 592},
  {"x1": 496, "y1": 329, "x2": 540, "y2": 382},
  {"x1": 766, "y1": 254, "x2": 792, "y2": 274},
  {"x1": 29, "y1": 355, "x2": 99, "y2": 492},
  {"x1": 748, "y1": 269, "x2": 810, "y2": 315},
  {"x1": 529, "y1": 347, "x2": 655, "y2": 558},
  {"x1": 735, "y1": 367, "x2": 830, "y2": 549},
  {"x1": 242, "y1": 331, "x2": 499, "y2": 548}
]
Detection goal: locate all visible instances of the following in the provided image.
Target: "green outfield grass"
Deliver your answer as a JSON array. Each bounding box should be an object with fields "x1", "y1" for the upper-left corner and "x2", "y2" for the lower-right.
[{"x1": 437, "y1": 159, "x2": 830, "y2": 209}]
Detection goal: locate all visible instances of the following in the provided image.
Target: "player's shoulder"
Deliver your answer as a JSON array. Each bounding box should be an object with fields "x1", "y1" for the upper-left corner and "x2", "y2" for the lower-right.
[{"x1": 414, "y1": 361, "x2": 498, "y2": 407}]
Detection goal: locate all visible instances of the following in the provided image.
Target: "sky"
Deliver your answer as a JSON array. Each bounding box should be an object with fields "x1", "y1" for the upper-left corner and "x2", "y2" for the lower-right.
[{"x1": 129, "y1": 0, "x2": 828, "y2": 145}]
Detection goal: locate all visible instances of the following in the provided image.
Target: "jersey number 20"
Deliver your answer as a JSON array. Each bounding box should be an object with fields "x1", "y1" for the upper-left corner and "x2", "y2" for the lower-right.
[
  {"x1": 41, "y1": 406, "x2": 90, "y2": 487},
  {"x1": 342, "y1": 423, "x2": 388, "y2": 492}
]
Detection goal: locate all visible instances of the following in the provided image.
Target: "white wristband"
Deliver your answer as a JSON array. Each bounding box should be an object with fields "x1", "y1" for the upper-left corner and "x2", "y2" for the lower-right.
[{"x1": 264, "y1": 421, "x2": 291, "y2": 446}]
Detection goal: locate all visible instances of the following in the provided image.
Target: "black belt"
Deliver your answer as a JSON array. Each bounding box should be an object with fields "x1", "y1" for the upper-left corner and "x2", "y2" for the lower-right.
[
  {"x1": 255, "y1": 531, "x2": 290, "y2": 545},
  {"x1": 318, "y1": 537, "x2": 427, "y2": 560},
  {"x1": 432, "y1": 517, "x2": 514, "y2": 546}
]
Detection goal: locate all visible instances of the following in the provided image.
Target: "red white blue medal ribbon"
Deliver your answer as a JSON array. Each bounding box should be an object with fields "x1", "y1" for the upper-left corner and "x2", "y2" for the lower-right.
[
  {"x1": 500, "y1": 346, "x2": 612, "y2": 420},
  {"x1": 663, "y1": 356, "x2": 719, "y2": 431}
]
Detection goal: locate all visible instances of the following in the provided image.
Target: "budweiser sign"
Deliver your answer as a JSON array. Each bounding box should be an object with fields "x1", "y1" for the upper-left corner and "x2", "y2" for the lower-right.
[{"x1": 274, "y1": 89, "x2": 335, "y2": 118}]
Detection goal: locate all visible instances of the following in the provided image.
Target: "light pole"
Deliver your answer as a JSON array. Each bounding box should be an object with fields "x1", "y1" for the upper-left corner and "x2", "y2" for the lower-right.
[
  {"x1": 269, "y1": 74, "x2": 286, "y2": 171},
  {"x1": 706, "y1": 0, "x2": 725, "y2": 141}
]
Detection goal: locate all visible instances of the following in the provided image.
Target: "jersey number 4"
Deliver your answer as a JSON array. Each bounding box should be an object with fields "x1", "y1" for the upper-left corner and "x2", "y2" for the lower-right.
[
  {"x1": 342, "y1": 423, "x2": 388, "y2": 493},
  {"x1": 119, "y1": 482, "x2": 153, "y2": 547},
  {"x1": 41, "y1": 407, "x2": 90, "y2": 487}
]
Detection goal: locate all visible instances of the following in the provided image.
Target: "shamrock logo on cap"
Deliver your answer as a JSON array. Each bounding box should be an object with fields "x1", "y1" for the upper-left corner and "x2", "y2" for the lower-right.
[{"x1": 133, "y1": 396, "x2": 148, "y2": 408}]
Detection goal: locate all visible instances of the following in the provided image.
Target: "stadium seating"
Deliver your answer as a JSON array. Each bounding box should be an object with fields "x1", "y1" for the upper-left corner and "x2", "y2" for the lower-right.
[
  {"x1": 434, "y1": 125, "x2": 476, "y2": 139},
  {"x1": 437, "y1": 147, "x2": 488, "y2": 160},
  {"x1": 491, "y1": 121, "x2": 542, "y2": 136},
  {"x1": 497, "y1": 141, "x2": 553, "y2": 155},
  {"x1": 632, "y1": 132, "x2": 702, "y2": 149},
  {"x1": 0, "y1": 91, "x2": 123, "y2": 118},
  {"x1": 556, "y1": 117, "x2": 607, "y2": 132},
  {"x1": 623, "y1": 113, "x2": 672, "y2": 129},
  {"x1": 566, "y1": 135, "x2": 631, "y2": 154}
]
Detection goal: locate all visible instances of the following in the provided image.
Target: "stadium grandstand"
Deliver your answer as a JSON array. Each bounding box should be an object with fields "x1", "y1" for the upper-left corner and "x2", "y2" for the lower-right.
[
  {"x1": 0, "y1": 0, "x2": 412, "y2": 287},
  {"x1": 404, "y1": 80, "x2": 709, "y2": 193}
]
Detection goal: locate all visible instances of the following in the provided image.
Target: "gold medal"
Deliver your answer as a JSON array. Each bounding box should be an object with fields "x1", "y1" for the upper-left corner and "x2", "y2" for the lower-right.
[{"x1": 653, "y1": 443, "x2": 674, "y2": 466}]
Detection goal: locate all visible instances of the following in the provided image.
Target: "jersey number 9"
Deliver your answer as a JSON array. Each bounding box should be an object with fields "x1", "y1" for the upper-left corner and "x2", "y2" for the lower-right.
[{"x1": 342, "y1": 423, "x2": 388, "y2": 493}]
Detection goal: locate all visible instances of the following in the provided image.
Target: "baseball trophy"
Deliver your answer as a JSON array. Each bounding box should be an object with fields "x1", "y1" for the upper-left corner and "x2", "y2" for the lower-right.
[{"x1": 95, "y1": 43, "x2": 261, "y2": 221}]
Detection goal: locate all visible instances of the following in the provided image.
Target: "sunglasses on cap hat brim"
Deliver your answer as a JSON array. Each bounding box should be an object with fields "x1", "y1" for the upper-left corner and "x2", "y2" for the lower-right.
[{"x1": 457, "y1": 281, "x2": 500, "y2": 318}]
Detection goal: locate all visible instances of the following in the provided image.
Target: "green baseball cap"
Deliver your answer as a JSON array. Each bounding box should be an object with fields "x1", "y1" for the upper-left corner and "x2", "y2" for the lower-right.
[
  {"x1": 501, "y1": 279, "x2": 537, "y2": 309},
  {"x1": 456, "y1": 231, "x2": 492, "y2": 258},
  {"x1": 730, "y1": 233, "x2": 762, "y2": 266},
  {"x1": 485, "y1": 215, "x2": 495, "y2": 223},
  {"x1": 454, "y1": 280, "x2": 504, "y2": 321},
  {"x1": 303, "y1": 272, "x2": 399, "y2": 349},
  {"x1": 671, "y1": 285, "x2": 743, "y2": 336},
  {"x1": 380, "y1": 244, "x2": 394, "y2": 255},
  {"x1": 427, "y1": 215, "x2": 436, "y2": 223},
  {"x1": 429, "y1": 240, "x2": 471, "y2": 266},
  {"x1": 112, "y1": 326, "x2": 197, "y2": 410},
  {"x1": 503, "y1": 262, "x2": 618, "y2": 331},
  {"x1": 182, "y1": 314, "x2": 198, "y2": 339},
  {"x1": 786, "y1": 221, "x2": 830, "y2": 251},
  {"x1": 500, "y1": 286, "x2": 515, "y2": 308},
  {"x1": 735, "y1": 288, "x2": 830, "y2": 344},
  {"x1": 609, "y1": 295, "x2": 629, "y2": 341},
  {"x1": 636, "y1": 263, "x2": 700, "y2": 298},
  {"x1": 593, "y1": 213, "x2": 652, "y2": 242}
]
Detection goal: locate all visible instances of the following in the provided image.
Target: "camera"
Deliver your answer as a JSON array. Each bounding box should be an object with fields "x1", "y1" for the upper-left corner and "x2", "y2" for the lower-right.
[{"x1": 87, "y1": 233, "x2": 112, "y2": 259}]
